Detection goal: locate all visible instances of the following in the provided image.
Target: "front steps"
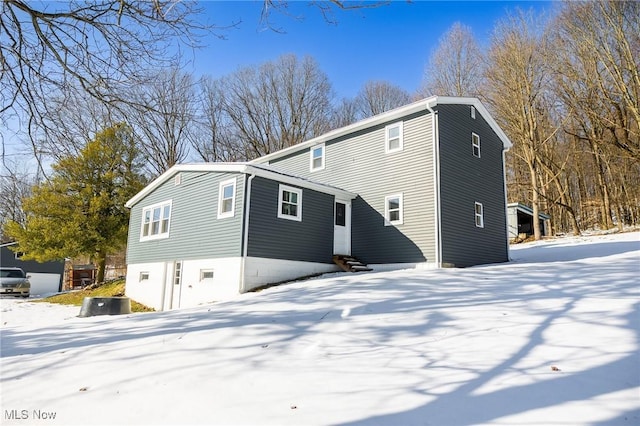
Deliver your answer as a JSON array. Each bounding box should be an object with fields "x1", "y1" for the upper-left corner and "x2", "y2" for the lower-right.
[{"x1": 333, "y1": 255, "x2": 373, "y2": 273}]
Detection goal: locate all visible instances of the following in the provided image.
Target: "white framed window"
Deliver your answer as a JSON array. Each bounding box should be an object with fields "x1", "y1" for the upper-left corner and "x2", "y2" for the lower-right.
[
  {"x1": 385, "y1": 122, "x2": 404, "y2": 153},
  {"x1": 384, "y1": 193, "x2": 404, "y2": 226},
  {"x1": 471, "y1": 106, "x2": 476, "y2": 119},
  {"x1": 217, "y1": 177, "x2": 236, "y2": 219},
  {"x1": 140, "y1": 201, "x2": 172, "y2": 241},
  {"x1": 200, "y1": 269, "x2": 214, "y2": 281},
  {"x1": 472, "y1": 133, "x2": 481, "y2": 158},
  {"x1": 139, "y1": 272, "x2": 150, "y2": 281},
  {"x1": 475, "y1": 202, "x2": 484, "y2": 228},
  {"x1": 278, "y1": 184, "x2": 302, "y2": 222},
  {"x1": 310, "y1": 143, "x2": 325, "y2": 172}
]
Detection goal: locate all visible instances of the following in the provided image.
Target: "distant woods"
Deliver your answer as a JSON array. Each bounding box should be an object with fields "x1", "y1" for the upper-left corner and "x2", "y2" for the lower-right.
[{"x1": 2, "y1": 0, "x2": 638, "y2": 239}]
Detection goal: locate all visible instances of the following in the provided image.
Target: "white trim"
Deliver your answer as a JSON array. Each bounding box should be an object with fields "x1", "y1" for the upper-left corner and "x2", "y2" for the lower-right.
[
  {"x1": 174, "y1": 173, "x2": 182, "y2": 186},
  {"x1": 140, "y1": 200, "x2": 172, "y2": 241},
  {"x1": 125, "y1": 163, "x2": 355, "y2": 208},
  {"x1": 277, "y1": 184, "x2": 303, "y2": 222},
  {"x1": 472, "y1": 132, "x2": 481, "y2": 158},
  {"x1": 250, "y1": 96, "x2": 512, "y2": 165},
  {"x1": 384, "y1": 193, "x2": 404, "y2": 226},
  {"x1": 241, "y1": 174, "x2": 255, "y2": 293},
  {"x1": 385, "y1": 122, "x2": 404, "y2": 154},
  {"x1": 471, "y1": 105, "x2": 476, "y2": 119},
  {"x1": 310, "y1": 143, "x2": 325, "y2": 172},
  {"x1": 475, "y1": 202, "x2": 484, "y2": 228},
  {"x1": 217, "y1": 177, "x2": 237, "y2": 219}
]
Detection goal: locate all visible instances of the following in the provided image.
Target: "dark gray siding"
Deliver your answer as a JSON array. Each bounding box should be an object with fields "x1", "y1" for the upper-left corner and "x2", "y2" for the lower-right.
[
  {"x1": 0, "y1": 246, "x2": 65, "y2": 289},
  {"x1": 127, "y1": 171, "x2": 244, "y2": 263},
  {"x1": 269, "y1": 110, "x2": 435, "y2": 264},
  {"x1": 436, "y1": 104, "x2": 508, "y2": 267},
  {"x1": 247, "y1": 177, "x2": 334, "y2": 263}
]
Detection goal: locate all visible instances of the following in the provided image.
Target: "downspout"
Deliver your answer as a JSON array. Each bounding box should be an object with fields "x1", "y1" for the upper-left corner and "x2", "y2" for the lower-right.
[
  {"x1": 427, "y1": 103, "x2": 442, "y2": 268},
  {"x1": 239, "y1": 174, "x2": 255, "y2": 293},
  {"x1": 502, "y1": 148, "x2": 511, "y2": 261}
]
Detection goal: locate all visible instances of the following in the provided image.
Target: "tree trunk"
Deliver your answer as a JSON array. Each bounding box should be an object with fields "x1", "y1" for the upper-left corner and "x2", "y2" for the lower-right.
[{"x1": 95, "y1": 249, "x2": 107, "y2": 283}]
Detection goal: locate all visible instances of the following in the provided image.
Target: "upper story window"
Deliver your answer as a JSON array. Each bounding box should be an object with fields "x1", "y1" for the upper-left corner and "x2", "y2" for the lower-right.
[
  {"x1": 141, "y1": 201, "x2": 172, "y2": 241},
  {"x1": 310, "y1": 143, "x2": 325, "y2": 172},
  {"x1": 385, "y1": 122, "x2": 404, "y2": 153},
  {"x1": 472, "y1": 133, "x2": 481, "y2": 158},
  {"x1": 471, "y1": 106, "x2": 476, "y2": 119},
  {"x1": 278, "y1": 184, "x2": 302, "y2": 222},
  {"x1": 217, "y1": 178, "x2": 236, "y2": 219},
  {"x1": 475, "y1": 202, "x2": 484, "y2": 228},
  {"x1": 384, "y1": 193, "x2": 404, "y2": 226}
]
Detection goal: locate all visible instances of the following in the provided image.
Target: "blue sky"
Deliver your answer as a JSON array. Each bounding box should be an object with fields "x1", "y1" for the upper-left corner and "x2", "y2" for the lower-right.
[{"x1": 185, "y1": 1, "x2": 554, "y2": 99}]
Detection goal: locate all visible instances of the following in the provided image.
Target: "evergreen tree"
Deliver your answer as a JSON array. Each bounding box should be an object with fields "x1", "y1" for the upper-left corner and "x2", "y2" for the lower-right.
[{"x1": 4, "y1": 124, "x2": 147, "y2": 282}]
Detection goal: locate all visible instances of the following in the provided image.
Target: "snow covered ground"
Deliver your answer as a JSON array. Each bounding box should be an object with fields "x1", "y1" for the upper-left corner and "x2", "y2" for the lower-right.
[{"x1": 1, "y1": 232, "x2": 639, "y2": 426}]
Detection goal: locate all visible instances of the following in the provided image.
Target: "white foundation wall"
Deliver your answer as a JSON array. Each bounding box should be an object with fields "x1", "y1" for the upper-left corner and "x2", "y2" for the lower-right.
[
  {"x1": 126, "y1": 258, "x2": 242, "y2": 311},
  {"x1": 242, "y1": 257, "x2": 339, "y2": 292}
]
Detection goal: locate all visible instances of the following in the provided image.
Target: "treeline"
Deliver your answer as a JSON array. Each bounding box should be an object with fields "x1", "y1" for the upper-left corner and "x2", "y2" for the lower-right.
[{"x1": 2, "y1": 0, "x2": 638, "y2": 240}]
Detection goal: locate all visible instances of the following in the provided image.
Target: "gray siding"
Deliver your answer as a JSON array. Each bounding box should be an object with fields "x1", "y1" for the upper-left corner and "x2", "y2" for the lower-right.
[
  {"x1": 436, "y1": 104, "x2": 508, "y2": 267},
  {"x1": 127, "y1": 171, "x2": 245, "y2": 263},
  {"x1": 269, "y1": 110, "x2": 435, "y2": 264},
  {"x1": 247, "y1": 177, "x2": 334, "y2": 263}
]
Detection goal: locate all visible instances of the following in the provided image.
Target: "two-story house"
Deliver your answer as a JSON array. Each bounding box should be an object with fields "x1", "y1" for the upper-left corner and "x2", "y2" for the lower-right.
[{"x1": 124, "y1": 96, "x2": 512, "y2": 310}]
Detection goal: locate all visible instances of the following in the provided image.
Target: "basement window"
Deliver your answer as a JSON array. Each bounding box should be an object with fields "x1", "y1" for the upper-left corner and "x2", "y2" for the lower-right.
[
  {"x1": 200, "y1": 269, "x2": 214, "y2": 281},
  {"x1": 139, "y1": 272, "x2": 150, "y2": 282}
]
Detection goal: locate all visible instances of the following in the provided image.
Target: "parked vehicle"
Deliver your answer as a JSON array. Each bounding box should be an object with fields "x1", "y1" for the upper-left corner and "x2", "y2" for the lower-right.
[{"x1": 0, "y1": 267, "x2": 30, "y2": 297}]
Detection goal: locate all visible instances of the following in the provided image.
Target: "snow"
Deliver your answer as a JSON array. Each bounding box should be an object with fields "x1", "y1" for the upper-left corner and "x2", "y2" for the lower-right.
[{"x1": 1, "y1": 232, "x2": 639, "y2": 426}]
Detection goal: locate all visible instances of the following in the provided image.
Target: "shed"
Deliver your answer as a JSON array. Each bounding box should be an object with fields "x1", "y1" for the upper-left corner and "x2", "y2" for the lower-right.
[
  {"x1": 0, "y1": 242, "x2": 65, "y2": 296},
  {"x1": 507, "y1": 203, "x2": 551, "y2": 241}
]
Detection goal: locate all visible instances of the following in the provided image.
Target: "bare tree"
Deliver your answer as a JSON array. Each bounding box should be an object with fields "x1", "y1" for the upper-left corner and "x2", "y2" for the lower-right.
[
  {"x1": 331, "y1": 97, "x2": 360, "y2": 129},
  {"x1": 0, "y1": 161, "x2": 38, "y2": 242},
  {"x1": 219, "y1": 54, "x2": 333, "y2": 159},
  {"x1": 355, "y1": 80, "x2": 411, "y2": 118},
  {"x1": 421, "y1": 22, "x2": 484, "y2": 97},
  {"x1": 127, "y1": 68, "x2": 197, "y2": 175},
  {"x1": 1, "y1": 0, "x2": 210, "y2": 171},
  {"x1": 484, "y1": 9, "x2": 554, "y2": 240}
]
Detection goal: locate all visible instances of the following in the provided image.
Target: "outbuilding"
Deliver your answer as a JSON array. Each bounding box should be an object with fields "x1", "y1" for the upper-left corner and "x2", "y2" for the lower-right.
[
  {"x1": 0, "y1": 242, "x2": 65, "y2": 296},
  {"x1": 507, "y1": 203, "x2": 551, "y2": 241}
]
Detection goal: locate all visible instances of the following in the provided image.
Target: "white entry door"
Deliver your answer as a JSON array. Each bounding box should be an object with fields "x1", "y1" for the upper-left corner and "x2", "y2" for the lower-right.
[
  {"x1": 333, "y1": 200, "x2": 351, "y2": 255},
  {"x1": 170, "y1": 261, "x2": 183, "y2": 309}
]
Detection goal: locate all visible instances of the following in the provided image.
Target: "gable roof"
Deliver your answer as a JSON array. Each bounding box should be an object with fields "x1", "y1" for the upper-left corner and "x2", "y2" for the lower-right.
[
  {"x1": 125, "y1": 163, "x2": 357, "y2": 208},
  {"x1": 251, "y1": 96, "x2": 512, "y2": 165}
]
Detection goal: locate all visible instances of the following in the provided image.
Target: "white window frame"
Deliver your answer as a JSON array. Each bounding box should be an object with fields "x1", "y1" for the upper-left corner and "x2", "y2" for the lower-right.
[
  {"x1": 199, "y1": 269, "x2": 214, "y2": 281},
  {"x1": 475, "y1": 202, "x2": 484, "y2": 228},
  {"x1": 139, "y1": 272, "x2": 150, "y2": 282},
  {"x1": 471, "y1": 105, "x2": 476, "y2": 119},
  {"x1": 385, "y1": 122, "x2": 404, "y2": 154},
  {"x1": 140, "y1": 200, "x2": 172, "y2": 241},
  {"x1": 472, "y1": 132, "x2": 481, "y2": 158},
  {"x1": 310, "y1": 143, "x2": 325, "y2": 172},
  {"x1": 277, "y1": 184, "x2": 302, "y2": 222},
  {"x1": 217, "y1": 177, "x2": 237, "y2": 219},
  {"x1": 384, "y1": 193, "x2": 404, "y2": 226}
]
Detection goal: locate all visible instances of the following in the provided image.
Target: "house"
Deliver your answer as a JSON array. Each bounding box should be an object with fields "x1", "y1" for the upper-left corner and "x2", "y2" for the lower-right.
[
  {"x1": 0, "y1": 242, "x2": 65, "y2": 296},
  {"x1": 507, "y1": 203, "x2": 551, "y2": 241},
  {"x1": 125, "y1": 96, "x2": 512, "y2": 310}
]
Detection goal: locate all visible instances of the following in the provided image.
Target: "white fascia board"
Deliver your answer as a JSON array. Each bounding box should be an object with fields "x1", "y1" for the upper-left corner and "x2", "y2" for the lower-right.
[
  {"x1": 125, "y1": 163, "x2": 249, "y2": 208},
  {"x1": 246, "y1": 165, "x2": 357, "y2": 200},
  {"x1": 429, "y1": 97, "x2": 513, "y2": 150},
  {"x1": 251, "y1": 96, "x2": 439, "y2": 165}
]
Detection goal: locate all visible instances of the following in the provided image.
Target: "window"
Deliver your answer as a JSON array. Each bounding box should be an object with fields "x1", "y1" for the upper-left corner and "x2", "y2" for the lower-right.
[
  {"x1": 141, "y1": 201, "x2": 171, "y2": 241},
  {"x1": 218, "y1": 178, "x2": 236, "y2": 219},
  {"x1": 310, "y1": 144, "x2": 325, "y2": 171},
  {"x1": 471, "y1": 106, "x2": 476, "y2": 119},
  {"x1": 475, "y1": 202, "x2": 484, "y2": 228},
  {"x1": 385, "y1": 193, "x2": 404, "y2": 226},
  {"x1": 139, "y1": 272, "x2": 150, "y2": 281},
  {"x1": 472, "y1": 133, "x2": 481, "y2": 158},
  {"x1": 200, "y1": 269, "x2": 214, "y2": 281},
  {"x1": 335, "y1": 202, "x2": 346, "y2": 226},
  {"x1": 385, "y1": 122, "x2": 404, "y2": 153},
  {"x1": 278, "y1": 184, "x2": 302, "y2": 221}
]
